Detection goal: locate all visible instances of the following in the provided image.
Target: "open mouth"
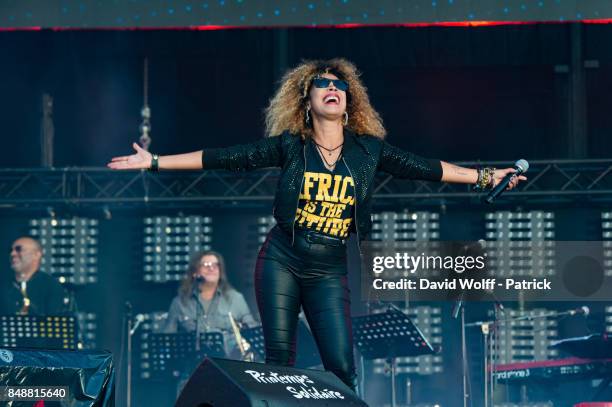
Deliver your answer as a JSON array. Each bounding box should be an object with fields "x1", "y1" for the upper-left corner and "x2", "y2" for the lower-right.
[{"x1": 323, "y1": 94, "x2": 340, "y2": 105}]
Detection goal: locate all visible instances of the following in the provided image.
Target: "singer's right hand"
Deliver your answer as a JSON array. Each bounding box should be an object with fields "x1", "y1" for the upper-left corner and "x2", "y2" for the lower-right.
[
  {"x1": 107, "y1": 142, "x2": 152, "y2": 170},
  {"x1": 492, "y1": 168, "x2": 527, "y2": 190}
]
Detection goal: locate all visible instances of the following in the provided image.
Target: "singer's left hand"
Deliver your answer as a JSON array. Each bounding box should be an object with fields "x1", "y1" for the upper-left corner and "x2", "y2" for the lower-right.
[{"x1": 492, "y1": 168, "x2": 527, "y2": 190}]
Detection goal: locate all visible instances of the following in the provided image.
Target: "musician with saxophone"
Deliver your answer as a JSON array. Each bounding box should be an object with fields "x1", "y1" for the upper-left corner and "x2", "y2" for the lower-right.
[
  {"x1": 164, "y1": 250, "x2": 257, "y2": 359},
  {"x1": 0, "y1": 236, "x2": 67, "y2": 315}
]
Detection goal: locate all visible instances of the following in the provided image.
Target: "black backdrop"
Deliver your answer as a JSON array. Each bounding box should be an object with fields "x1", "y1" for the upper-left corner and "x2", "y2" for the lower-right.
[{"x1": 4, "y1": 23, "x2": 612, "y2": 169}]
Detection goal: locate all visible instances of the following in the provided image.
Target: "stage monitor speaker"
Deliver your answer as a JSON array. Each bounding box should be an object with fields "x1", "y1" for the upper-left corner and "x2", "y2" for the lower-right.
[
  {"x1": 175, "y1": 357, "x2": 367, "y2": 407},
  {"x1": 0, "y1": 347, "x2": 115, "y2": 406}
]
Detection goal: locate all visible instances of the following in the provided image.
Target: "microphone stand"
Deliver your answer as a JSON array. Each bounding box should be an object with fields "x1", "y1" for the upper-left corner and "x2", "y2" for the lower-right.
[
  {"x1": 451, "y1": 286, "x2": 469, "y2": 407},
  {"x1": 457, "y1": 302, "x2": 499, "y2": 407},
  {"x1": 124, "y1": 302, "x2": 133, "y2": 407},
  {"x1": 460, "y1": 305, "x2": 469, "y2": 407},
  {"x1": 193, "y1": 288, "x2": 201, "y2": 352},
  {"x1": 465, "y1": 307, "x2": 586, "y2": 329},
  {"x1": 385, "y1": 303, "x2": 406, "y2": 407}
]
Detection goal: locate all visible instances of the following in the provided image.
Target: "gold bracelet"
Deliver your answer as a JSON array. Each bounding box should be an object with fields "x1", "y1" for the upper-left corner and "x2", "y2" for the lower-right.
[{"x1": 475, "y1": 167, "x2": 495, "y2": 190}]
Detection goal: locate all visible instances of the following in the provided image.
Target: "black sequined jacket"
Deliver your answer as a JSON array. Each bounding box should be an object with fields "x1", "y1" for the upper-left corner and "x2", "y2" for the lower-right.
[{"x1": 203, "y1": 130, "x2": 442, "y2": 242}]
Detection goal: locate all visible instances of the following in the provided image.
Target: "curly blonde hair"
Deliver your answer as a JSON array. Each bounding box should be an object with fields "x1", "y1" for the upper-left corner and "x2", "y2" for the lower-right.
[{"x1": 264, "y1": 58, "x2": 386, "y2": 139}]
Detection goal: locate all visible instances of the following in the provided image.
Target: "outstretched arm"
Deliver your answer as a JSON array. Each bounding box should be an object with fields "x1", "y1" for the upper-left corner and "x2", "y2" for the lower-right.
[
  {"x1": 441, "y1": 161, "x2": 526, "y2": 190},
  {"x1": 108, "y1": 143, "x2": 203, "y2": 170},
  {"x1": 440, "y1": 161, "x2": 478, "y2": 184},
  {"x1": 108, "y1": 136, "x2": 283, "y2": 171},
  {"x1": 379, "y1": 141, "x2": 526, "y2": 190}
]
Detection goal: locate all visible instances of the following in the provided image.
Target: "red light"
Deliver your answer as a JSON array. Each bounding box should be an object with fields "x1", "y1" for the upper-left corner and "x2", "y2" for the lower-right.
[{"x1": 1, "y1": 18, "x2": 612, "y2": 32}]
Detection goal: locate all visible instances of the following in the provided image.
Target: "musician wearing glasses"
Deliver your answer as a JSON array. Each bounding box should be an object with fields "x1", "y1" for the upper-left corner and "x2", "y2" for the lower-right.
[
  {"x1": 0, "y1": 236, "x2": 67, "y2": 315},
  {"x1": 109, "y1": 58, "x2": 526, "y2": 392},
  {"x1": 164, "y1": 250, "x2": 257, "y2": 358}
]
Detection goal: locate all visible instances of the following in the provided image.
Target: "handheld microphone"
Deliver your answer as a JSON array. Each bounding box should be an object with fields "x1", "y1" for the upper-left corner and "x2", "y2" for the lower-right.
[{"x1": 484, "y1": 159, "x2": 529, "y2": 204}]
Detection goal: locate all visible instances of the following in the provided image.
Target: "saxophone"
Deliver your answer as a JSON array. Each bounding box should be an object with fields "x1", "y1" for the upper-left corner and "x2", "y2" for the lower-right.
[
  {"x1": 228, "y1": 312, "x2": 254, "y2": 362},
  {"x1": 19, "y1": 281, "x2": 30, "y2": 315}
]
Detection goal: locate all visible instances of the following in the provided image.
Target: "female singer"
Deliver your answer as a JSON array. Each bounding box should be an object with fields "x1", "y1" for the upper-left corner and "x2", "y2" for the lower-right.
[{"x1": 109, "y1": 58, "x2": 525, "y2": 391}]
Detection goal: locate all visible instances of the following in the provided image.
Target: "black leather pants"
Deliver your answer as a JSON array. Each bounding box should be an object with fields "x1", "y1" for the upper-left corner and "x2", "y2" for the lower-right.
[{"x1": 254, "y1": 226, "x2": 357, "y2": 391}]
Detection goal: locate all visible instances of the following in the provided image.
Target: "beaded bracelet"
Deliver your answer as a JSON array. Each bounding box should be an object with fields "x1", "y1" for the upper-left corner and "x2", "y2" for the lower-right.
[
  {"x1": 476, "y1": 168, "x2": 484, "y2": 187},
  {"x1": 475, "y1": 167, "x2": 496, "y2": 191}
]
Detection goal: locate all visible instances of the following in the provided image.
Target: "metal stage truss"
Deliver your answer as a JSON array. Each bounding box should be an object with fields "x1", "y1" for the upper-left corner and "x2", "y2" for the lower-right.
[{"x1": 2, "y1": 159, "x2": 612, "y2": 210}]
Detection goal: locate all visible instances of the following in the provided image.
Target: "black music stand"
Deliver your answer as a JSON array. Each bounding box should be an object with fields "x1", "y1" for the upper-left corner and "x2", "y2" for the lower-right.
[
  {"x1": 0, "y1": 314, "x2": 78, "y2": 350},
  {"x1": 141, "y1": 332, "x2": 224, "y2": 380},
  {"x1": 352, "y1": 306, "x2": 435, "y2": 407},
  {"x1": 241, "y1": 326, "x2": 265, "y2": 360}
]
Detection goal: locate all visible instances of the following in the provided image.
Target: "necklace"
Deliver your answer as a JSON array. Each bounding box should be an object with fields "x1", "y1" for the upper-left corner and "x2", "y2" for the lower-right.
[
  {"x1": 315, "y1": 143, "x2": 343, "y2": 171},
  {"x1": 312, "y1": 139, "x2": 344, "y2": 157}
]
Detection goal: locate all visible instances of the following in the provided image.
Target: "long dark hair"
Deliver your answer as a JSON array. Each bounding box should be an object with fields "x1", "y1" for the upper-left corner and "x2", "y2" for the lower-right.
[{"x1": 178, "y1": 250, "x2": 233, "y2": 300}]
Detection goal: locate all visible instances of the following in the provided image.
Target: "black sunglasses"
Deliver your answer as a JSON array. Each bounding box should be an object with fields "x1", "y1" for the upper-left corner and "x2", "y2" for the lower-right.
[
  {"x1": 312, "y1": 77, "x2": 349, "y2": 92},
  {"x1": 10, "y1": 245, "x2": 23, "y2": 253}
]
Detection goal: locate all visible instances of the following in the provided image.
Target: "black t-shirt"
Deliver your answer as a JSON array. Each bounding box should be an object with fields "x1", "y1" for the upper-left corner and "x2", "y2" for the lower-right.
[
  {"x1": 294, "y1": 142, "x2": 355, "y2": 238},
  {"x1": 0, "y1": 270, "x2": 67, "y2": 315}
]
